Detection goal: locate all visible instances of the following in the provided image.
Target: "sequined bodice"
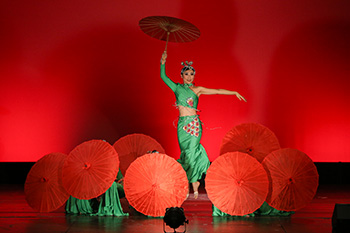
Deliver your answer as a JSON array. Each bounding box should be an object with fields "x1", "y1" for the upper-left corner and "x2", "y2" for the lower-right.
[{"x1": 174, "y1": 84, "x2": 199, "y2": 110}]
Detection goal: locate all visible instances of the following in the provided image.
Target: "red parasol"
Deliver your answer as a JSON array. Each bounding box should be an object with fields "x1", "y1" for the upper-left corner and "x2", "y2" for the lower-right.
[
  {"x1": 262, "y1": 148, "x2": 319, "y2": 211},
  {"x1": 113, "y1": 133, "x2": 165, "y2": 175},
  {"x1": 124, "y1": 153, "x2": 188, "y2": 217},
  {"x1": 220, "y1": 123, "x2": 280, "y2": 163},
  {"x1": 139, "y1": 16, "x2": 200, "y2": 51},
  {"x1": 205, "y1": 152, "x2": 269, "y2": 216},
  {"x1": 24, "y1": 152, "x2": 70, "y2": 212},
  {"x1": 62, "y1": 140, "x2": 119, "y2": 200}
]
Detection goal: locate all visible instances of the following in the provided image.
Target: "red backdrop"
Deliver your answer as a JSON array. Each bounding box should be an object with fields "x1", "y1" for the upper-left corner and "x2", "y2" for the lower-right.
[{"x1": 0, "y1": 0, "x2": 349, "y2": 162}]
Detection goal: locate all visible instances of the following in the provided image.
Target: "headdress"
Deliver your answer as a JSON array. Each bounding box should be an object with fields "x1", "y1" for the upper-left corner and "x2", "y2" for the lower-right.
[{"x1": 181, "y1": 61, "x2": 196, "y2": 75}]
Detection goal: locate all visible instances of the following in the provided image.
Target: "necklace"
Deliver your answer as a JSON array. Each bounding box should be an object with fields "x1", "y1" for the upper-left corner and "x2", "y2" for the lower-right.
[{"x1": 183, "y1": 83, "x2": 193, "y2": 87}]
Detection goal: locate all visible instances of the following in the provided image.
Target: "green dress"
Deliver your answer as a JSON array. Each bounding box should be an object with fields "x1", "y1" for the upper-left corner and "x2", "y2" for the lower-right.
[
  {"x1": 212, "y1": 202, "x2": 293, "y2": 217},
  {"x1": 161, "y1": 64, "x2": 210, "y2": 183},
  {"x1": 65, "y1": 169, "x2": 128, "y2": 216}
]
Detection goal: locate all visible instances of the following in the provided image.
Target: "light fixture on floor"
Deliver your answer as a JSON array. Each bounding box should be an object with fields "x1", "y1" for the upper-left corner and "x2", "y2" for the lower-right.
[{"x1": 163, "y1": 207, "x2": 189, "y2": 233}]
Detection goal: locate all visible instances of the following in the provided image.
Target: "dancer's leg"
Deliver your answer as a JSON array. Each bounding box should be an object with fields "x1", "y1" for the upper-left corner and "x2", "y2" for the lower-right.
[
  {"x1": 177, "y1": 116, "x2": 209, "y2": 200},
  {"x1": 185, "y1": 183, "x2": 190, "y2": 200},
  {"x1": 192, "y1": 181, "x2": 200, "y2": 199}
]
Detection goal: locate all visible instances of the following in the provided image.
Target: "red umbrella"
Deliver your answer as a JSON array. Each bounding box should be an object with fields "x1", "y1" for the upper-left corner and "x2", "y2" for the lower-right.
[
  {"x1": 62, "y1": 140, "x2": 119, "y2": 200},
  {"x1": 220, "y1": 123, "x2": 280, "y2": 163},
  {"x1": 262, "y1": 148, "x2": 319, "y2": 211},
  {"x1": 139, "y1": 16, "x2": 200, "y2": 51},
  {"x1": 124, "y1": 153, "x2": 188, "y2": 217},
  {"x1": 205, "y1": 152, "x2": 269, "y2": 216},
  {"x1": 24, "y1": 152, "x2": 70, "y2": 212},
  {"x1": 113, "y1": 133, "x2": 165, "y2": 175}
]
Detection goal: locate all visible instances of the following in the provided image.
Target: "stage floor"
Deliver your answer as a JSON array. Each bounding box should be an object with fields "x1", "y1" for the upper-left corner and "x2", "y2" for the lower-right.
[{"x1": 0, "y1": 184, "x2": 349, "y2": 233}]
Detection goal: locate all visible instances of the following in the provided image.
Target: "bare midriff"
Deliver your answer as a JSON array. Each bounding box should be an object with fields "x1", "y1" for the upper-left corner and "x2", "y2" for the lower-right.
[{"x1": 178, "y1": 105, "x2": 198, "y2": 117}]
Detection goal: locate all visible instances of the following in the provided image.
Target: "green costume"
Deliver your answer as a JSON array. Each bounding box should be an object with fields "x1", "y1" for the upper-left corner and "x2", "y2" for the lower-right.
[
  {"x1": 212, "y1": 202, "x2": 293, "y2": 217},
  {"x1": 65, "y1": 197, "x2": 94, "y2": 215},
  {"x1": 161, "y1": 64, "x2": 210, "y2": 183},
  {"x1": 65, "y1": 169, "x2": 128, "y2": 216}
]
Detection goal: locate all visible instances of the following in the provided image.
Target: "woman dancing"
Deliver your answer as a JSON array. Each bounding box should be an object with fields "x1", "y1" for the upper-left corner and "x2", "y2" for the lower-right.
[{"x1": 160, "y1": 51, "x2": 246, "y2": 199}]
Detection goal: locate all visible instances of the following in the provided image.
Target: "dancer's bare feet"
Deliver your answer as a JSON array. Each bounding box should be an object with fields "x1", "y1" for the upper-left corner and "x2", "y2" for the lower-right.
[
  {"x1": 185, "y1": 184, "x2": 190, "y2": 200},
  {"x1": 192, "y1": 181, "x2": 200, "y2": 199}
]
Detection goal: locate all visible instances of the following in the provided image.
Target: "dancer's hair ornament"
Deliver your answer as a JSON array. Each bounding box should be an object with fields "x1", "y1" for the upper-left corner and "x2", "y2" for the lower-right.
[{"x1": 181, "y1": 61, "x2": 196, "y2": 75}]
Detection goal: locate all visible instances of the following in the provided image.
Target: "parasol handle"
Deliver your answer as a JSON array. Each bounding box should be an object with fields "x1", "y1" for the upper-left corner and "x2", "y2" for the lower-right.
[{"x1": 164, "y1": 32, "x2": 170, "y2": 52}]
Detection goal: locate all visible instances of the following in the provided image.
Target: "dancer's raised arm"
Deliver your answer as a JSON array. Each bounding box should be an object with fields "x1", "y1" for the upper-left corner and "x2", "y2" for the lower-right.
[
  {"x1": 160, "y1": 51, "x2": 177, "y2": 92},
  {"x1": 195, "y1": 86, "x2": 247, "y2": 102}
]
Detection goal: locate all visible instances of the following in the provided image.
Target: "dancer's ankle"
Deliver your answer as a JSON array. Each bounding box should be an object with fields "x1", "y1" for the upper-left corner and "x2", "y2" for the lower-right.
[{"x1": 194, "y1": 191, "x2": 199, "y2": 199}]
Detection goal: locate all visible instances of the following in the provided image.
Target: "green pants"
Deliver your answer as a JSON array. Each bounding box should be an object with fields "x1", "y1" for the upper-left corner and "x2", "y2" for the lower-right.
[{"x1": 177, "y1": 115, "x2": 210, "y2": 183}]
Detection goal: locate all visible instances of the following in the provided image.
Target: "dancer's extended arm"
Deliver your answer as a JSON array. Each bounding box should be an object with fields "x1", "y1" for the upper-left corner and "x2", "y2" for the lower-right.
[
  {"x1": 196, "y1": 86, "x2": 247, "y2": 102},
  {"x1": 160, "y1": 51, "x2": 177, "y2": 92}
]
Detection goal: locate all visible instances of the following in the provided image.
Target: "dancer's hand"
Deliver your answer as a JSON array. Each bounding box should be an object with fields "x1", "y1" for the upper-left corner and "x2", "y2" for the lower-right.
[
  {"x1": 161, "y1": 51, "x2": 167, "y2": 64},
  {"x1": 235, "y1": 92, "x2": 247, "y2": 102},
  {"x1": 117, "y1": 177, "x2": 124, "y2": 185}
]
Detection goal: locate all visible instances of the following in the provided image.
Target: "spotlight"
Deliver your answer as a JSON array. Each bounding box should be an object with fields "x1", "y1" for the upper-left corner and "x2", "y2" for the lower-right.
[{"x1": 163, "y1": 207, "x2": 189, "y2": 233}]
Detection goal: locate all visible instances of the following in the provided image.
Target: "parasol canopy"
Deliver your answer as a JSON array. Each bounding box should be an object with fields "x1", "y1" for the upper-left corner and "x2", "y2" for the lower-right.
[
  {"x1": 113, "y1": 133, "x2": 165, "y2": 175},
  {"x1": 262, "y1": 148, "x2": 319, "y2": 211},
  {"x1": 205, "y1": 152, "x2": 269, "y2": 216},
  {"x1": 139, "y1": 16, "x2": 200, "y2": 51},
  {"x1": 24, "y1": 152, "x2": 70, "y2": 212},
  {"x1": 220, "y1": 123, "x2": 281, "y2": 163},
  {"x1": 124, "y1": 153, "x2": 188, "y2": 217},
  {"x1": 62, "y1": 140, "x2": 119, "y2": 200}
]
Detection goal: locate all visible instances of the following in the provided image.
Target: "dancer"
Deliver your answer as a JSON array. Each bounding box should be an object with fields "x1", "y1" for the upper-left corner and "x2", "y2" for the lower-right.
[
  {"x1": 65, "y1": 169, "x2": 128, "y2": 216},
  {"x1": 160, "y1": 51, "x2": 246, "y2": 199}
]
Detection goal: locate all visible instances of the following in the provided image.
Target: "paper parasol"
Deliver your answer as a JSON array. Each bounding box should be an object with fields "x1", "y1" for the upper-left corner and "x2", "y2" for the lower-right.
[
  {"x1": 139, "y1": 16, "x2": 200, "y2": 51},
  {"x1": 62, "y1": 140, "x2": 119, "y2": 200},
  {"x1": 113, "y1": 133, "x2": 165, "y2": 175},
  {"x1": 205, "y1": 152, "x2": 269, "y2": 216},
  {"x1": 262, "y1": 148, "x2": 319, "y2": 211},
  {"x1": 220, "y1": 123, "x2": 281, "y2": 163},
  {"x1": 24, "y1": 152, "x2": 70, "y2": 212},
  {"x1": 124, "y1": 153, "x2": 188, "y2": 217}
]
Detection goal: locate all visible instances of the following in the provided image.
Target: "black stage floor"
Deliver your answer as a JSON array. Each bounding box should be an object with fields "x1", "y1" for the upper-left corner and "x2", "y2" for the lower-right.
[{"x1": 0, "y1": 184, "x2": 349, "y2": 233}]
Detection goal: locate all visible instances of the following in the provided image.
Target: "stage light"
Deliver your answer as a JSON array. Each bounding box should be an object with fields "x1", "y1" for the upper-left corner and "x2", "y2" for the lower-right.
[{"x1": 163, "y1": 207, "x2": 189, "y2": 233}]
